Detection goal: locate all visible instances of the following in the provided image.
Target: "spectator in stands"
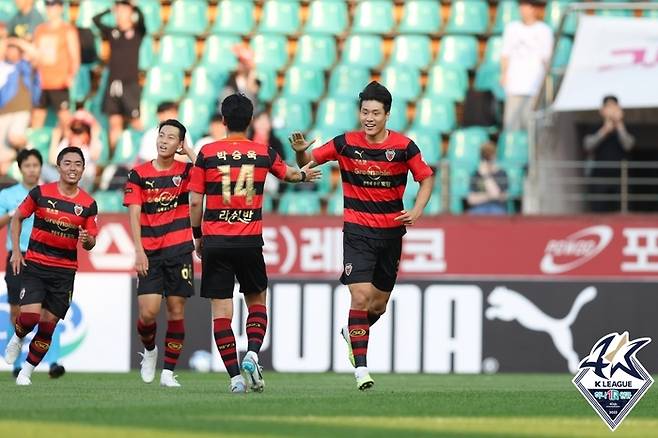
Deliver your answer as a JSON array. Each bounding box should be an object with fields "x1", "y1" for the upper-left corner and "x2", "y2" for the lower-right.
[
  {"x1": 500, "y1": 0, "x2": 553, "y2": 131},
  {"x1": 250, "y1": 110, "x2": 285, "y2": 195},
  {"x1": 583, "y1": 95, "x2": 635, "y2": 213},
  {"x1": 0, "y1": 31, "x2": 40, "y2": 175},
  {"x1": 32, "y1": 0, "x2": 80, "y2": 136},
  {"x1": 467, "y1": 142, "x2": 509, "y2": 215},
  {"x1": 93, "y1": 0, "x2": 145, "y2": 153},
  {"x1": 194, "y1": 113, "x2": 225, "y2": 152},
  {"x1": 138, "y1": 101, "x2": 193, "y2": 163},
  {"x1": 218, "y1": 45, "x2": 260, "y2": 115},
  {"x1": 7, "y1": 0, "x2": 43, "y2": 41}
]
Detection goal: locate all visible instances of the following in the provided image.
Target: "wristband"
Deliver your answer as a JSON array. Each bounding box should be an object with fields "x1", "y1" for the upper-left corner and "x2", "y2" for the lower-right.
[
  {"x1": 192, "y1": 226, "x2": 202, "y2": 239},
  {"x1": 300, "y1": 170, "x2": 306, "y2": 182}
]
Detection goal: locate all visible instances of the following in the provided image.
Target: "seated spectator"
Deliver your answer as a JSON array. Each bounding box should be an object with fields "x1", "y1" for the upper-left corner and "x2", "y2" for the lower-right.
[
  {"x1": 7, "y1": 0, "x2": 44, "y2": 41},
  {"x1": 194, "y1": 113, "x2": 226, "y2": 152},
  {"x1": 138, "y1": 101, "x2": 193, "y2": 163},
  {"x1": 0, "y1": 32, "x2": 40, "y2": 175},
  {"x1": 467, "y1": 142, "x2": 509, "y2": 215}
]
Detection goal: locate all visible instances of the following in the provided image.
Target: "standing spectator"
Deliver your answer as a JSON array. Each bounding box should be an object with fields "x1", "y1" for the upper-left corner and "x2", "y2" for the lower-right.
[
  {"x1": 583, "y1": 95, "x2": 635, "y2": 213},
  {"x1": 93, "y1": 0, "x2": 145, "y2": 152},
  {"x1": 7, "y1": 0, "x2": 43, "y2": 41},
  {"x1": 32, "y1": 0, "x2": 80, "y2": 135},
  {"x1": 500, "y1": 0, "x2": 553, "y2": 131},
  {"x1": 217, "y1": 45, "x2": 260, "y2": 115},
  {"x1": 251, "y1": 111, "x2": 285, "y2": 195},
  {"x1": 467, "y1": 142, "x2": 509, "y2": 215},
  {"x1": 138, "y1": 101, "x2": 194, "y2": 163},
  {"x1": 194, "y1": 113, "x2": 225, "y2": 152},
  {"x1": 0, "y1": 33, "x2": 40, "y2": 175}
]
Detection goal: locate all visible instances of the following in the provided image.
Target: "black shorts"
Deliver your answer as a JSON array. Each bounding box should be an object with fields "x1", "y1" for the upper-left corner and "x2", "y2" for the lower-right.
[
  {"x1": 38, "y1": 89, "x2": 70, "y2": 111},
  {"x1": 201, "y1": 246, "x2": 267, "y2": 300},
  {"x1": 103, "y1": 80, "x2": 141, "y2": 119},
  {"x1": 137, "y1": 253, "x2": 194, "y2": 297},
  {"x1": 21, "y1": 261, "x2": 75, "y2": 320},
  {"x1": 340, "y1": 232, "x2": 402, "y2": 292},
  {"x1": 4, "y1": 252, "x2": 24, "y2": 305}
]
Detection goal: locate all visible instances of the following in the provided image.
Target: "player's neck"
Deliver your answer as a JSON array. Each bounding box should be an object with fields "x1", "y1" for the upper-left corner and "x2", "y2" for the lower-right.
[
  {"x1": 154, "y1": 156, "x2": 175, "y2": 170},
  {"x1": 365, "y1": 129, "x2": 389, "y2": 144},
  {"x1": 57, "y1": 180, "x2": 79, "y2": 198},
  {"x1": 226, "y1": 130, "x2": 248, "y2": 140}
]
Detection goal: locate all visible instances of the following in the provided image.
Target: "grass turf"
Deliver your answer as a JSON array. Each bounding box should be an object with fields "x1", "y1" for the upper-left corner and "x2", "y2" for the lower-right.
[{"x1": 0, "y1": 372, "x2": 656, "y2": 437}]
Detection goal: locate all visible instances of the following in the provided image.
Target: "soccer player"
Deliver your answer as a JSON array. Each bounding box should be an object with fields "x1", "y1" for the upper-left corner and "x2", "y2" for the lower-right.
[
  {"x1": 3, "y1": 146, "x2": 98, "y2": 385},
  {"x1": 123, "y1": 119, "x2": 196, "y2": 387},
  {"x1": 189, "y1": 94, "x2": 320, "y2": 393},
  {"x1": 290, "y1": 81, "x2": 434, "y2": 390}
]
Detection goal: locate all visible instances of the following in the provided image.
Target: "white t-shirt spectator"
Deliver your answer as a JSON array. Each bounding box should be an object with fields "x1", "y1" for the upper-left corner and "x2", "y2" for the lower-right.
[{"x1": 501, "y1": 21, "x2": 554, "y2": 96}]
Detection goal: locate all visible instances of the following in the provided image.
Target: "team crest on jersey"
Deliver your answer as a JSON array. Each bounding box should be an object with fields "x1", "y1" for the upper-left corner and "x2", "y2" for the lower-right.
[
  {"x1": 74, "y1": 205, "x2": 83, "y2": 216},
  {"x1": 573, "y1": 331, "x2": 653, "y2": 431},
  {"x1": 172, "y1": 175, "x2": 182, "y2": 187},
  {"x1": 344, "y1": 263, "x2": 353, "y2": 276},
  {"x1": 385, "y1": 149, "x2": 396, "y2": 161}
]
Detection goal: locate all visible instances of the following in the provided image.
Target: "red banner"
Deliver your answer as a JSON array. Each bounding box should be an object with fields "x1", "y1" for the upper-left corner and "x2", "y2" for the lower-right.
[{"x1": 2, "y1": 214, "x2": 658, "y2": 278}]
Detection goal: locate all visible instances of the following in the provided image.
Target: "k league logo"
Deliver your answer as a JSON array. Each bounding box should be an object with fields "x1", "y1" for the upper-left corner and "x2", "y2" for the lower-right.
[{"x1": 573, "y1": 332, "x2": 653, "y2": 431}]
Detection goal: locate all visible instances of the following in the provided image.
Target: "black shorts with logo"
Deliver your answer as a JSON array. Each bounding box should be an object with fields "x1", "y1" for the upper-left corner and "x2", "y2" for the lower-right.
[
  {"x1": 340, "y1": 232, "x2": 402, "y2": 292},
  {"x1": 137, "y1": 252, "x2": 194, "y2": 297},
  {"x1": 201, "y1": 246, "x2": 267, "y2": 300},
  {"x1": 4, "y1": 252, "x2": 24, "y2": 305},
  {"x1": 21, "y1": 261, "x2": 76, "y2": 320},
  {"x1": 102, "y1": 80, "x2": 141, "y2": 119},
  {"x1": 37, "y1": 88, "x2": 70, "y2": 111}
]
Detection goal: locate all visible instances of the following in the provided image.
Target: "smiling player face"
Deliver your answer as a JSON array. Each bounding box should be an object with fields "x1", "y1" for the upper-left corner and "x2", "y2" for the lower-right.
[
  {"x1": 359, "y1": 100, "x2": 389, "y2": 140},
  {"x1": 57, "y1": 152, "x2": 84, "y2": 185}
]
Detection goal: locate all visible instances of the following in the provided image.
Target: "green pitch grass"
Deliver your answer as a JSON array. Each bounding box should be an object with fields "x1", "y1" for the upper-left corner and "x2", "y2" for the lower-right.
[{"x1": 0, "y1": 373, "x2": 657, "y2": 438}]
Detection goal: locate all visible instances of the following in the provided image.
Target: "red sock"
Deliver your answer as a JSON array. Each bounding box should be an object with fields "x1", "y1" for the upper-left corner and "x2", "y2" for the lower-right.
[
  {"x1": 348, "y1": 309, "x2": 369, "y2": 368},
  {"x1": 26, "y1": 321, "x2": 56, "y2": 367},
  {"x1": 15, "y1": 312, "x2": 40, "y2": 338},
  {"x1": 137, "y1": 320, "x2": 156, "y2": 351},
  {"x1": 163, "y1": 319, "x2": 185, "y2": 371},
  {"x1": 246, "y1": 304, "x2": 267, "y2": 354},
  {"x1": 213, "y1": 318, "x2": 240, "y2": 377}
]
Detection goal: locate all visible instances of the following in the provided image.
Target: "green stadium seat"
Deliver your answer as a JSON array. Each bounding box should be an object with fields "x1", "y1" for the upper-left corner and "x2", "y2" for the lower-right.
[
  {"x1": 404, "y1": 191, "x2": 442, "y2": 215},
  {"x1": 410, "y1": 97, "x2": 456, "y2": 134},
  {"x1": 544, "y1": 0, "x2": 578, "y2": 35},
  {"x1": 387, "y1": 100, "x2": 408, "y2": 132},
  {"x1": 156, "y1": 35, "x2": 196, "y2": 70},
  {"x1": 445, "y1": 0, "x2": 489, "y2": 35},
  {"x1": 315, "y1": 97, "x2": 358, "y2": 132},
  {"x1": 474, "y1": 64, "x2": 505, "y2": 100},
  {"x1": 389, "y1": 35, "x2": 432, "y2": 70},
  {"x1": 482, "y1": 36, "x2": 503, "y2": 67},
  {"x1": 26, "y1": 127, "x2": 53, "y2": 158},
  {"x1": 258, "y1": 0, "x2": 301, "y2": 35},
  {"x1": 304, "y1": 0, "x2": 348, "y2": 35},
  {"x1": 179, "y1": 97, "x2": 213, "y2": 140},
  {"x1": 498, "y1": 130, "x2": 529, "y2": 167},
  {"x1": 596, "y1": 8, "x2": 633, "y2": 18},
  {"x1": 0, "y1": 1, "x2": 16, "y2": 22},
  {"x1": 140, "y1": 98, "x2": 159, "y2": 130},
  {"x1": 77, "y1": 0, "x2": 113, "y2": 29},
  {"x1": 111, "y1": 129, "x2": 142, "y2": 165},
  {"x1": 328, "y1": 65, "x2": 371, "y2": 99},
  {"x1": 139, "y1": 35, "x2": 155, "y2": 70},
  {"x1": 398, "y1": 0, "x2": 441, "y2": 34},
  {"x1": 293, "y1": 34, "x2": 336, "y2": 70},
  {"x1": 449, "y1": 165, "x2": 474, "y2": 214},
  {"x1": 552, "y1": 37, "x2": 573, "y2": 70},
  {"x1": 448, "y1": 128, "x2": 490, "y2": 168},
  {"x1": 425, "y1": 65, "x2": 468, "y2": 102},
  {"x1": 256, "y1": 68, "x2": 278, "y2": 103},
  {"x1": 282, "y1": 66, "x2": 325, "y2": 102},
  {"x1": 341, "y1": 34, "x2": 384, "y2": 68},
  {"x1": 272, "y1": 96, "x2": 313, "y2": 133},
  {"x1": 136, "y1": 0, "x2": 162, "y2": 34},
  {"x1": 143, "y1": 66, "x2": 185, "y2": 102},
  {"x1": 188, "y1": 66, "x2": 224, "y2": 103},
  {"x1": 492, "y1": 0, "x2": 521, "y2": 34},
  {"x1": 406, "y1": 129, "x2": 441, "y2": 166},
  {"x1": 327, "y1": 192, "x2": 343, "y2": 216},
  {"x1": 165, "y1": 0, "x2": 208, "y2": 35},
  {"x1": 251, "y1": 34, "x2": 288, "y2": 70},
  {"x1": 69, "y1": 65, "x2": 92, "y2": 104},
  {"x1": 200, "y1": 35, "x2": 241, "y2": 71},
  {"x1": 212, "y1": 0, "x2": 254, "y2": 35},
  {"x1": 352, "y1": 0, "x2": 394, "y2": 34},
  {"x1": 278, "y1": 192, "x2": 321, "y2": 215},
  {"x1": 436, "y1": 35, "x2": 478, "y2": 69},
  {"x1": 380, "y1": 65, "x2": 421, "y2": 102},
  {"x1": 94, "y1": 191, "x2": 127, "y2": 213}
]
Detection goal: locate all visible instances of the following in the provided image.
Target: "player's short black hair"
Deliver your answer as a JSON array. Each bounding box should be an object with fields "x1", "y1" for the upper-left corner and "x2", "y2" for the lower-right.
[
  {"x1": 221, "y1": 94, "x2": 253, "y2": 132},
  {"x1": 602, "y1": 95, "x2": 619, "y2": 105},
  {"x1": 156, "y1": 101, "x2": 178, "y2": 114},
  {"x1": 158, "y1": 118, "x2": 187, "y2": 141},
  {"x1": 17, "y1": 149, "x2": 43, "y2": 168},
  {"x1": 359, "y1": 81, "x2": 392, "y2": 113},
  {"x1": 56, "y1": 146, "x2": 85, "y2": 166}
]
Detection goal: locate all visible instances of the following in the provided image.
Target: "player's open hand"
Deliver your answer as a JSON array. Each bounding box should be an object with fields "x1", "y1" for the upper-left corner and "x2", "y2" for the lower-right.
[
  {"x1": 134, "y1": 249, "x2": 149, "y2": 277},
  {"x1": 301, "y1": 162, "x2": 321, "y2": 182},
  {"x1": 394, "y1": 208, "x2": 422, "y2": 226},
  {"x1": 10, "y1": 251, "x2": 26, "y2": 275},
  {"x1": 289, "y1": 132, "x2": 316, "y2": 153}
]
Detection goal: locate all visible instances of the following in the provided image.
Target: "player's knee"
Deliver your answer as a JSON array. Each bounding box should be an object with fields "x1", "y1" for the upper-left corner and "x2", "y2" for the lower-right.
[
  {"x1": 139, "y1": 312, "x2": 157, "y2": 325},
  {"x1": 350, "y1": 290, "x2": 369, "y2": 310}
]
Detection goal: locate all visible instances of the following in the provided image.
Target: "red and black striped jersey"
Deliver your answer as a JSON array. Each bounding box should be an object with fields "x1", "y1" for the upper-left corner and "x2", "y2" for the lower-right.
[
  {"x1": 312, "y1": 130, "x2": 433, "y2": 239},
  {"x1": 123, "y1": 161, "x2": 194, "y2": 259},
  {"x1": 17, "y1": 182, "x2": 98, "y2": 270},
  {"x1": 189, "y1": 136, "x2": 288, "y2": 248}
]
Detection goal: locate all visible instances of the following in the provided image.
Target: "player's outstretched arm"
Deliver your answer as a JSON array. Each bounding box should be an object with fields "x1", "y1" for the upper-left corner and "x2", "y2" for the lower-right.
[
  {"x1": 394, "y1": 175, "x2": 434, "y2": 226},
  {"x1": 283, "y1": 162, "x2": 321, "y2": 184},
  {"x1": 9, "y1": 213, "x2": 26, "y2": 274},
  {"x1": 289, "y1": 132, "x2": 317, "y2": 167}
]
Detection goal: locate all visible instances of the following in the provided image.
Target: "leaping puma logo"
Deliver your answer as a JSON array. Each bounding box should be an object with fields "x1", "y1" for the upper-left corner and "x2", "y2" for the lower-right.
[
  {"x1": 47, "y1": 200, "x2": 57, "y2": 208},
  {"x1": 145, "y1": 180, "x2": 155, "y2": 188},
  {"x1": 486, "y1": 286, "x2": 598, "y2": 373},
  {"x1": 354, "y1": 150, "x2": 364, "y2": 159}
]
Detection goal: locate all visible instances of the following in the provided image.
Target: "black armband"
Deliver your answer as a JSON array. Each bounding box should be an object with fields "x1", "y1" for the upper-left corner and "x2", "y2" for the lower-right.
[{"x1": 192, "y1": 226, "x2": 202, "y2": 239}]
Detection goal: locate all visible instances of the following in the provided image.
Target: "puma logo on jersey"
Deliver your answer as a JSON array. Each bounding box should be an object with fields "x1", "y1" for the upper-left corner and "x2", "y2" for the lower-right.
[
  {"x1": 145, "y1": 180, "x2": 155, "y2": 188},
  {"x1": 47, "y1": 200, "x2": 57, "y2": 208}
]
